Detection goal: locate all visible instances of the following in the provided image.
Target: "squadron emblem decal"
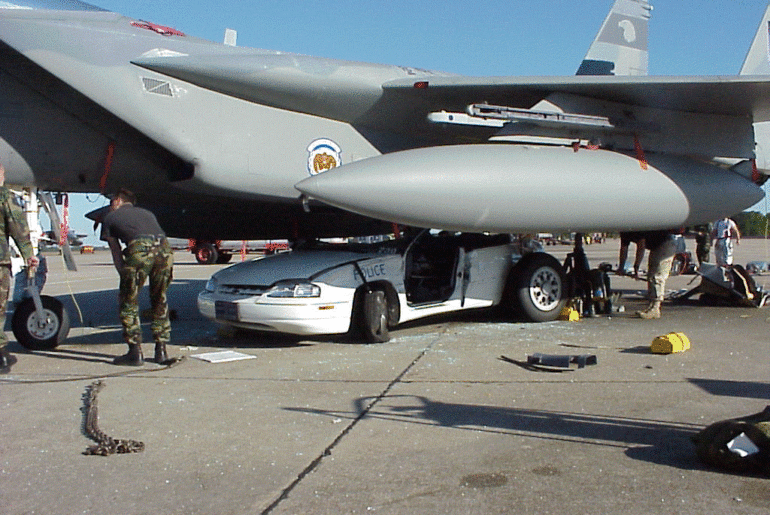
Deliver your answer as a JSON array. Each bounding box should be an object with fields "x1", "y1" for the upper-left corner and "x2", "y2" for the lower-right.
[
  {"x1": 307, "y1": 139, "x2": 342, "y2": 176},
  {"x1": 618, "y1": 19, "x2": 636, "y2": 43}
]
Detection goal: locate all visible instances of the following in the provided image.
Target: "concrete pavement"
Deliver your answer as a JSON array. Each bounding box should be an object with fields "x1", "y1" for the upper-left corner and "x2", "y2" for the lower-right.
[{"x1": 1, "y1": 238, "x2": 769, "y2": 514}]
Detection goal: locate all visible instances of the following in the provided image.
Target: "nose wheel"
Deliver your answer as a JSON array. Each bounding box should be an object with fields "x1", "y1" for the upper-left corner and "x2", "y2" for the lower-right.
[{"x1": 11, "y1": 295, "x2": 70, "y2": 350}]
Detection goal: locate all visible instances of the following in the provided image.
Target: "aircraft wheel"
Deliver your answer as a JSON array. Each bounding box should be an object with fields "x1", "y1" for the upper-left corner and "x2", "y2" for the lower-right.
[
  {"x1": 11, "y1": 296, "x2": 70, "y2": 350},
  {"x1": 360, "y1": 289, "x2": 390, "y2": 343},
  {"x1": 195, "y1": 244, "x2": 219, "y2": 264},
  {"x1": 216, "y1": 253, "x2": 233, "y2": 264},
  {"x1": 510, "y1": 253, "x2": 566, "y2": 322}
]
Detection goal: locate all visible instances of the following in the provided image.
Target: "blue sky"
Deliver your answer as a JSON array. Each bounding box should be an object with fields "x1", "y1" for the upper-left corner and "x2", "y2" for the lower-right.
[
  {"x1": 61, "y1": 1, "x2": 770, "y2": 243},
  {"x1": 91, "y1": 0, "x2": 769, "y2": 76}
]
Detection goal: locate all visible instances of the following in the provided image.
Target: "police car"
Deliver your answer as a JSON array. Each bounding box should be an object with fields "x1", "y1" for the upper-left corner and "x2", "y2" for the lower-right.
[{"x1": 198, "y1": 230, "x2": 566, "y2": 342}]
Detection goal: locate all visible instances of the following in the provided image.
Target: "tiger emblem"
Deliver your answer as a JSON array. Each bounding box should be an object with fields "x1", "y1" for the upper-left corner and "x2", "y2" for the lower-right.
[{"x1": 307, "y1": 139, "x2": 342, "y2": 176}]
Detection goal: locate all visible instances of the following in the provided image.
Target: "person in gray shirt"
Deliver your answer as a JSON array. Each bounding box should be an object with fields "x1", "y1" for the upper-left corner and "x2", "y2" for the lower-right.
[{"x1": 100, "y1": 188, "x2": 174, "y2": 366}]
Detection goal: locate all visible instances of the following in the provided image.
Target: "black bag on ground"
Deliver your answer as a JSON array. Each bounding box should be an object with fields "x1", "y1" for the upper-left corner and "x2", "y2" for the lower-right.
[{"x1": 691, "y1": 406, "x2": 770, "y2": 474}]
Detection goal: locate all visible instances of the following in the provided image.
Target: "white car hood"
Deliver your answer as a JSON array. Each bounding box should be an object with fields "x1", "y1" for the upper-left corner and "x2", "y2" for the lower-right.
[{"x1": 212, "y1": 250, "x2": 378, "y2": 286}]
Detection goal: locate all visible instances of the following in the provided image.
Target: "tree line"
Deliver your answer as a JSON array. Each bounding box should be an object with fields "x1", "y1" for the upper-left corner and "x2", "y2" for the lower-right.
[{"x1": 732, "y1": 211, "x2": 770, "y2": 237}]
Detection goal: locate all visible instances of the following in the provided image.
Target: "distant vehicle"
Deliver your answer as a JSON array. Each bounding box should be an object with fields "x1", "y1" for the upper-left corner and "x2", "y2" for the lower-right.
[
  {"x1": 198, "y1": 230, "x2": 566, "y2": 342},
  {"x1": 746, "y1": 261, "x2": 770, "y2": 274},
  {"x1": 167, "y1": 238, "x2": 290, "y2": 264}
]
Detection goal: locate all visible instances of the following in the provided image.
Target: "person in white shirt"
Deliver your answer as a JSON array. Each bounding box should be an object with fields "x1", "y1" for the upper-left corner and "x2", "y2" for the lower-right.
[{"x1": 711, "y1": 218, "x2": 741, "y2": 266}]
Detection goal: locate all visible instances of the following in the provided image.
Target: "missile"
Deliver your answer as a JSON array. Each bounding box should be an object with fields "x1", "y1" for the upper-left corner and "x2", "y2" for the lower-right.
[{"x1": 295, "y1": 145, "x2": 764, "y2": 233}]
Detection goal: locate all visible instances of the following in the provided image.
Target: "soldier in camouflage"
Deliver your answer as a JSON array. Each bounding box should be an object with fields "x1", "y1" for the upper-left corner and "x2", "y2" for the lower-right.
[
  {"x1": 693, "y1": 222, "x2": 712, "y2": 266},
  {"x1": 100, "y1": 188, "x2": 174, "y2": 366},
  {"x1": 0, "y1": 162, "x2": 40, "y2": 371},
  {"x1": 635, "y1": 230, "x2": 677, "y2": 320}
]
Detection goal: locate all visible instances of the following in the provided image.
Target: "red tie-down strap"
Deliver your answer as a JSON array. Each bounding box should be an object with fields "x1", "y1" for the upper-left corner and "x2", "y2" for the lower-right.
[
  {"x1": 100, "y1": 141, "x2": 115, "y2": 194},
  {"x1": 752, "y1": 159, "x2": 762, "y2": 184},
  {"x1": 634, "y1": 135, "x2": 648, "y2": 171},
  {"x1": 59, "y1": 193, "x2": 69, "y2": 246}
]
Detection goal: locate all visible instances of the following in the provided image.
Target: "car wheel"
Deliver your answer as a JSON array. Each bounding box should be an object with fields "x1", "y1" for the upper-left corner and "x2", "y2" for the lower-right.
[
  {"x1": 196, "y1": 244, "x2": 218, "y2": 265},
  {"x1": 510, "y1": 253, "x2": 566, "y2": 322},
  {"x1": 11, "y1": 296, "x2": 70, "y2": 350},
  {"x1": 360, "y1": 289, "x2": 390, "y2": 343}
]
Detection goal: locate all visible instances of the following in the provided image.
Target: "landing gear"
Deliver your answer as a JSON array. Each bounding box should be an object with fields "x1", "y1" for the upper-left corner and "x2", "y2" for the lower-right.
[
  {"x1": 11, "y1": 188, "x2": 71, "y2": 350},
  {"x1": 12, "y1": 295, "x2": 70, "y2": 350}
]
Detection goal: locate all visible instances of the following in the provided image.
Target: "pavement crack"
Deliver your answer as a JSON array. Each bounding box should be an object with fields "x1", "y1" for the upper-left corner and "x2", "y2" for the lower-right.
[{"x1": 259, "y1": 325, "x2": 449, "y2": 514}]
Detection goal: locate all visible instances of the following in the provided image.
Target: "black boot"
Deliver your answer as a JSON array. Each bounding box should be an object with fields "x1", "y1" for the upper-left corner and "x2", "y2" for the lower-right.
[
  {"x1": 114, "y1": 344, "x2": 144, "y2": 366},
  {"x1": 154, "y1": 342, "x2": 169, "y2": 364},
  {"x1": 0, "y1": 348, "x2": 15, "y2": 371}
]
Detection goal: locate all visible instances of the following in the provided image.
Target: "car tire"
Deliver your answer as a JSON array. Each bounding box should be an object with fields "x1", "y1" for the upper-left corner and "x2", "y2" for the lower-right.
[
  {"x1": 360, "y1": 289, "x2": 390, "y2": 343},
  {"x1": 11, "y1": 295, "x2": 70, "y2": 350},
  {"x1": 509, "y1": 253, "x2": 566, "y2": 322}
]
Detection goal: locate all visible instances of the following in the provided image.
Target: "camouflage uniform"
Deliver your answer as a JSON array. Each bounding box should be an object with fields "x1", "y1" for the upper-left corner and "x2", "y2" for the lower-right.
[
  {"x1": 0, "y1": 187, "x2": 35, "y2": 350},
  {"x1": 636, "y1": 231, "x2": 676, "y2": 319},
  {"x1": 646, "y1": 236, "x2": 676, "y2": 302},
  {"x1": 101, "y1": 197, "x2": 173, "y2": 365},
  {"x1": 693, "y1": 223, "x2": 712, "y2": 265},
  {"x1": 119, "y1": 237, "x2": 173, "y2": 346}
]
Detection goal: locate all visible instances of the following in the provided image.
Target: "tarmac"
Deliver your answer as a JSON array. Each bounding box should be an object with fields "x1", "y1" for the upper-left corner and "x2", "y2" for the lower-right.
[{"x1": 1, "y1": 237, "x2": 769, "y2": 515}]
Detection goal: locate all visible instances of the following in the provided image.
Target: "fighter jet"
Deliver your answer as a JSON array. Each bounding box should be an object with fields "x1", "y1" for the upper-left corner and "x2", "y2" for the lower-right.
[
  {"x1": 39, "y1": 230, "x2": 88, "y2": 250},
  {"x1": 0, "y1": 0, "x2": 766, "y2": 239}
]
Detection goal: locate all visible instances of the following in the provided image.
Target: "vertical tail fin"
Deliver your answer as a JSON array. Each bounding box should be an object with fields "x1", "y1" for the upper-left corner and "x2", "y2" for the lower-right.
[
  {"x1": 743, "y1": 5, "x2": 770, "y2": 178},
  {"x1": 740, "y1": 4, "x2": 770, "y2": 75},
  {"x1": 576, "y1": 0, "x2": 652, "y2": 76}
]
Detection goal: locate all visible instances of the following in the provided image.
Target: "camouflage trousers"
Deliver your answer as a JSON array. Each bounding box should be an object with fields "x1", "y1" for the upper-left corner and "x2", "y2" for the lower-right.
[
  {"x1": 695, "y1": 232, "x2": 711, "y2": 264},
  {"x1": 0, "y1": 265, "x2": 10, "y2": 349},
  {"x1": 647, "y1": 238, "x2": 677, "y2": 302},
  {"x1": 119, "y1": 238, "x2": 173, "y2": 346}
]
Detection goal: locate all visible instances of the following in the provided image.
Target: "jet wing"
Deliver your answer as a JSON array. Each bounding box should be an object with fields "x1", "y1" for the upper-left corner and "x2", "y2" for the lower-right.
[
  {"x1": 133, "y1": 50, "x2": 770, "y2": 157},
  {"x1": 133, "y1": 52, "x2": 770, "y2": 122},
  {"x1": 381, "y1": 74, "x2": 770, "y2": 120},
  {"x1": 375, "y1": 74, "x2": 770, "y2": 158}
]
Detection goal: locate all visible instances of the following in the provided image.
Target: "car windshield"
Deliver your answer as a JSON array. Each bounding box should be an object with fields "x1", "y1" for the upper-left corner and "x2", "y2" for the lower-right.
[
  {"x1": 0, "y1": 0, "x2": 107, "y2": 11},
  {"x1": 294, "y1": 233, "x2": 414, "y2": 255},
  {"x1": 293, "y1": 230, "x2": 512, "y2": 255}
]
